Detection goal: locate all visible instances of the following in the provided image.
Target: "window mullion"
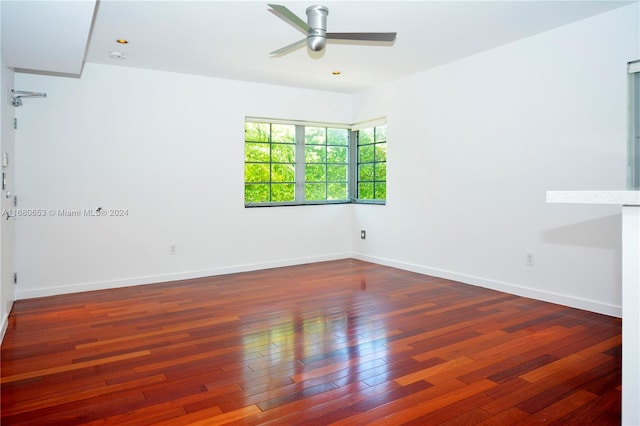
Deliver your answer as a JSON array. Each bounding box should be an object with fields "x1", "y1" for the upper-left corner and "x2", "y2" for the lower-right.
[
  {"x1": 349, "y1": 130, "x2": 358, "y2": 200},
  {"x1": 269, "y1": 124, "x2": 274, "y2": 202},
  {"x1": 295, "y1": 125, "x2": 306, "y2": 204},
  {"x1": 372, "y1": 128, "x2": 377, "y2": 198}
]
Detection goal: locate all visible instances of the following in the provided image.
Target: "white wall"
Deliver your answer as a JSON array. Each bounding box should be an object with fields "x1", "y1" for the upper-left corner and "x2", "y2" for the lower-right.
[
  {"x1": 1, "y1": 4, "x2": 17, "y2": 339},
  {"x1": 14, "y1": 64, "x2": 353, "y2": 298},
  {"x1": 352, "y1": 4, "x2": 638, "y2": 316}
]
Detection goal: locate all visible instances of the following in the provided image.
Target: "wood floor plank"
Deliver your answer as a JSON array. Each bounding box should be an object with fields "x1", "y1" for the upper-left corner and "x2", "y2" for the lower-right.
[
  {"x1": 1, "y1": 350, "x2": 152, "y2": 384},
  {"x1": 1, "y1": 259, "x2": 621, "y2": 424},
  {"x1": 75, "y1": 315, "x2": 240, "y2": 350},
  {"x1": 402, "y1": 391, "x2": 493, "y2": 425},
  {"x1": 520, "y1": 352, "x2": 604, "y2": 383},
  {"x1": 478, "y1": 406, "x2": 530, "y2": 425},
  {"x1": 481, "y1": 352, "x2": 618, "y2": 415},
  {"x1": 2, "y1": 374, "x2": 166, "y2": 416},
  {"x1": 368, "y1": 378, "x2": 497, "y2": 425},
  {"x1": 394, "y1": 356, "x2": 474, "y2": 386},
  {"x1": 532, "y1": 389, "x2": 598, "y2": 423},
  {"x1": 234, "y1": 378, "x2": 401, "y2": 425}
]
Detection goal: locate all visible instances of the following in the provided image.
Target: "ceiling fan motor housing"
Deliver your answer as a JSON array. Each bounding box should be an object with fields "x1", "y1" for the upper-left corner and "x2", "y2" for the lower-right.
[{"x1": 306, "y1": 5, "x2": 328, "y2": 51}]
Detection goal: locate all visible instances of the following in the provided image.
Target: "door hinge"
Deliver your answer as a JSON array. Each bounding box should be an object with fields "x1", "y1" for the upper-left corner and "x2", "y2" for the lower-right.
[
  {"x1": 13, "y1": 118, "x2": 17, "y2": 130},
  {"x1": 13, "y1": 273, "x2": 17, "y2": 284},
  {"x1": 13, "y1": 195, "x2": 17, "y2": 207}
]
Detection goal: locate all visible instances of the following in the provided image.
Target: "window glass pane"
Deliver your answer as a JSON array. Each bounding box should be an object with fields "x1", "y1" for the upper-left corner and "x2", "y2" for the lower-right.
[
  {"x1": 359, "y1": 145, "x2": 374, "y2": 163},
  {"x1": 245, "y1": 143, "x2": 270, "y2": 163},
  {"x1": 375, "y1": 182, "x2": 386, "y2": 200},
  {"x1": 375, "y1": 143, "x2": 387, "y2": 162},
  {"x1": 359, "y1": 164, "x2": 374, "y2": 181},
  {"x1": 245, "y1": 184, "x2": 270, "y2": 203},
  {"x1": 305, "y1": 164, "x2": 326, "y2": 182},
  {"x1": 272, "y1": 164, "x2": 295, "y2": 182},
  {"x1": 271, "y1": 124, "x2": 295, "y2": 143},
  {"x1": 356, "y1": 124, "x2": 386, "y2": 203},
  {"x1": 327, "y1": 165, "x2": 347, "y2": 182},
  {"x1": 305, "y1": 127, "x2": 326, "y2": 145},
  {"x1": 327, "y1": 183, "x2": 347, "y2": 200},
  {"x1": 245, "y1": 122, "x2": 270, "y2": 142},
  {"x1": 305, "y1": 145, "x2": 326, "y2": 163},
  {"x1": 305, "y1": 183, "x2": 326, "y2": 201},
  {"x1": 245, "y1": 163, "x2": 269, "y2": 182},
  {"x1": 359, "y1": 128, "x2": 374, "y2": 145},
  {"x1": 327, "y1": 146, "x2": 347, "y2": 163},
  {"x1": 272, "y1": 144, "x2": 295, "y2": 163},
  {"x1": 374, "y1": 163, "x2": 386, "y2": 181},
  {"x1": 272, "y1": 183, "x2": 295, "y2": 202},
  {"x1": 327, "y1": 128, "x2": 348, "y2": 145},
  {"x1": 358, "y1": 182, "x2": 374, "y2": 199}
]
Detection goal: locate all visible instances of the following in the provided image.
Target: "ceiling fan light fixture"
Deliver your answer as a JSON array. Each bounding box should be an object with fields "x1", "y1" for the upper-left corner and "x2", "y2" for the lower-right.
[{"x1": 308, "y1": 35, "x2": 326, "y2": 52}]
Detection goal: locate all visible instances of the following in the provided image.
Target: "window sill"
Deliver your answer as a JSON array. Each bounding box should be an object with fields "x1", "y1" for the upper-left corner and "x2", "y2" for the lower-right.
[{"x1": 245, "y1": 200, "x2": 385, "y2": 208}]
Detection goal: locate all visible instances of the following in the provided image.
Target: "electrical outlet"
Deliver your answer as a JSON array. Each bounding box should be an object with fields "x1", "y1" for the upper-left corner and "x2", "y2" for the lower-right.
[
  {"x1": 170, "y1": 244, "x2": 177, "y2": 255},
  {"x1": 361, "y1": 230, "x2": 366, "y2": 240},
  {"x1": 526, "y1": 252, "x2": 534, "y2": 266}
]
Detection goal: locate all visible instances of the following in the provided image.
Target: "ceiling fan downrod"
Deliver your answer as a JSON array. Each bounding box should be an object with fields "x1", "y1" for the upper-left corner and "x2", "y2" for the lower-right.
[{"x1": 306, "y1": 5, "x2": 328, "y2": 52}]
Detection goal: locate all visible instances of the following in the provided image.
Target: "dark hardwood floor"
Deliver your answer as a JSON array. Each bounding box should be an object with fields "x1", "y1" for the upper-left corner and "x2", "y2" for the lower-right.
[{"x1": 1, "y1": 259, "x2": 621, "y2": 425}]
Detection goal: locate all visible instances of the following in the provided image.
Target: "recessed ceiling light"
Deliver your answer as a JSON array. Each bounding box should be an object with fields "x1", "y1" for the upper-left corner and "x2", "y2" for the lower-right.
[
  {"x1": 116, "y1": 39, "x2": 129, "y2": 44},
  {"x1": 332, "y1": 71, "x2": 341, "y2": 75},
  {"x1": 109, "y1": 51, "x2": 126, "y2": 60}
]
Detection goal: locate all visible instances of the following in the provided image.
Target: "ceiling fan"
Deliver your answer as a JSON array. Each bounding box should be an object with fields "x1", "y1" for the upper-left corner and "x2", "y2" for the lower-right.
[{"x1": 268, "y1": 4, "x2": 397, "y2": 56}]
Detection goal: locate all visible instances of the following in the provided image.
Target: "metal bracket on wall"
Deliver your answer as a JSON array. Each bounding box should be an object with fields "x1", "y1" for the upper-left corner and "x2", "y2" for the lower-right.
[{"x1": 11, "y1": 90, "x2": 47, "y2": 107}]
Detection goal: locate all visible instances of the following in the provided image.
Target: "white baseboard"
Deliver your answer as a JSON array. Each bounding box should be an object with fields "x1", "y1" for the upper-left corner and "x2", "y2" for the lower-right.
[
  {"x1": 1, "y1": 311, "x2": 9, "y2": 344},
  {"x1": 15, "y1": 253, "x2": 352, "y2": 300},
  {"x1": 353, "y1": 253, "x2": 622, "y2": 318},
  {"x1": 14, "y1": 251, "x2": 621, "y2": 318}
]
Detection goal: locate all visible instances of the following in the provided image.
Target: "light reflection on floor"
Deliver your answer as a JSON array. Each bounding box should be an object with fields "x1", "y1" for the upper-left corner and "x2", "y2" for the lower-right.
[{"x1": 241, "y1": 278, "x2": 390, "y2": 399}]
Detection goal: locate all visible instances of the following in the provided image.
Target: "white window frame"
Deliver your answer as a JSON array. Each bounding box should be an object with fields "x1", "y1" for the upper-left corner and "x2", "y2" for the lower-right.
[{"x1": 244, "y1": 117, "x2": 386, "y2": 207}]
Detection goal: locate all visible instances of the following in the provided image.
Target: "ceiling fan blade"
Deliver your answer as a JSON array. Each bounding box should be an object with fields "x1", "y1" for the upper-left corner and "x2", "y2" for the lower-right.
[
  {"x1": 268, "y1": 4, "x2": 309, "y2": 34},
  {"x1": 327, "y1": 32, "x2": 397, "y2": 42},
  {"x1": 270, "y1": 38, "x2": 307, "y2": 56}
]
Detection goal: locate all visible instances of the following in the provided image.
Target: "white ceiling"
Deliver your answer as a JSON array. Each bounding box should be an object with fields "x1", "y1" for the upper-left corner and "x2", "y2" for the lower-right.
[
  {"x1": 1, "y1": 0, "x2": 96, "y2": 76},
  {"x1": 2, "y1": 1, "x2": 635, "y2": 93}
]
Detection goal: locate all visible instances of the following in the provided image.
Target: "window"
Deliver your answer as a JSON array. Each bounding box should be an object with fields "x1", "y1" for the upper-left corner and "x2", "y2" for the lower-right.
[
  {"x1": 244, "y1": 118, "x2": 386, "y2": 206},
  {"x1": 356, "y1": 125, "x2": 387, "y2": 201},
  {"x1": 305, "y1": 127, "x2": 349, "y2": 201},
  {"x1": 244, "y1": 122, "x2": 296, "y2": 203}
]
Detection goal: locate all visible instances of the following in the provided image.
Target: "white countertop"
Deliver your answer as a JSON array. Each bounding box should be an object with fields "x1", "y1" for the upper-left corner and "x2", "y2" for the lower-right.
[{"x1": 546, "y1": 191, "x2": 640, "y2": 206}]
